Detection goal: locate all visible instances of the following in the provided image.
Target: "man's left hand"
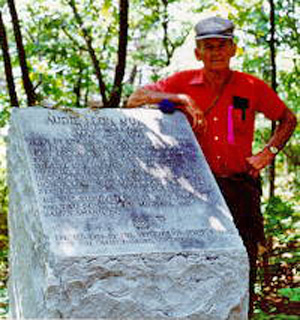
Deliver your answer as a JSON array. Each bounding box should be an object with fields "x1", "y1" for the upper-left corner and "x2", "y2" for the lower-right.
[{"x1": 246, "y1": 148, "x2": 275, "y2": 177}]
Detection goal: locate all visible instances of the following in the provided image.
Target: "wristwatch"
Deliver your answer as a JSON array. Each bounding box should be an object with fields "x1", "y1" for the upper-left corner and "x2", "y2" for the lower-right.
[{"x1": 266, "y1": 145, "x2": 279, "y2": 155}]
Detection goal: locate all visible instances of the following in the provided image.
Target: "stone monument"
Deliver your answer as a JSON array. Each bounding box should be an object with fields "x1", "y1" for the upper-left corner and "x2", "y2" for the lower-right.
[{"x1": 8, "y1": 107, "x2": 249, "y2": 319}]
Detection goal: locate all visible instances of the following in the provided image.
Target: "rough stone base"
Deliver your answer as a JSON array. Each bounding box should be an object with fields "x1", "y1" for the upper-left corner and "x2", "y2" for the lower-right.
[{"x1": 10, "y1": 250, "x2": 248, "y2": 319}]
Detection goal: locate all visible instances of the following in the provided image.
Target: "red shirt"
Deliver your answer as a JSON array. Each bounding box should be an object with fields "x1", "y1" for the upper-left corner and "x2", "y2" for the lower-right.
[{"x1": 144, "y1": 69, "x2": 287, "y2": 176}]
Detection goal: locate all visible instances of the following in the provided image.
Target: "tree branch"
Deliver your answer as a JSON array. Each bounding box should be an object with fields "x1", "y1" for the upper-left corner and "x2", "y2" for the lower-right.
[
  {"x1": 0, "y1": 11, "x2": 19, "y2": 107},
  {"x1": 67, "y1": 0, "x2": 108, "y2": 106},
  {"x1": 61, "y1": 25, "x2": 87, "y2": 52},
  {"x1": 74, "y1": 64, "x2": 83, "y2": 107},
  {"x1": 160, "y1": 0, "x2": 189, "y2": 66},
  {"x1": 268, "y1": 0, "x2": 277, "y2": 198},
  {"x1": 7, "y1": 0, "x2": 36, "y2": 106},
  {"x1": 128, "y1": 65, "x2": 138, "y2": 85},
  {"x1": 161, "y1": 0, "x2": 171, "y2": 65}
]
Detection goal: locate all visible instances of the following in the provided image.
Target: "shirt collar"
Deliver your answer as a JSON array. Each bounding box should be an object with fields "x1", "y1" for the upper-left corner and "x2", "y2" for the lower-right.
[
  {"x1": 189, "y1": 69, "x2": 205, "y2": 85},
  {"x1": 189, "y1": 69, "x2": 237, "y2": 85}
]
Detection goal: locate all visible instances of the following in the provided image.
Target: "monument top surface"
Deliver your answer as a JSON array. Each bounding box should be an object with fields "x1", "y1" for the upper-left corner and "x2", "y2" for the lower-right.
[{"x1": 10, "y1": 107, "x2": 243, "y2": 257}]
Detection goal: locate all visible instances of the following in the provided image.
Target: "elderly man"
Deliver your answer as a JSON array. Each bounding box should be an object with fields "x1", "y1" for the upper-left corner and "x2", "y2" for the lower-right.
[{"x1": 127, "y1": 16, "x2": 297, "y2": 316}]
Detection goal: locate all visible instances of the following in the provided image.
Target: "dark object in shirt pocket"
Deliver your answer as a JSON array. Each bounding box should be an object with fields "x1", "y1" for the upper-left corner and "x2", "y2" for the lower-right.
[{"x1": 233, "y1": 96, "x2": 249, "y2": 121}]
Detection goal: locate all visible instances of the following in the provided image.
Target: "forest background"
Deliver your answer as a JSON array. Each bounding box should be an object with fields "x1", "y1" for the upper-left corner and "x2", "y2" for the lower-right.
[{"x1": 0, "y1": 0, "x2": 299, "y2": 318}]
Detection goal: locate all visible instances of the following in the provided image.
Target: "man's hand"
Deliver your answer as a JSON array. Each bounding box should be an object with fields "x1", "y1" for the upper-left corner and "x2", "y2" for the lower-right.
[
  {"x1": 126, "y1": 89, "x2": 206, "y2": 132},
  {"x1": 126, "y1": 89, "x2": 149, "y2": 108},
  {"x1": 246, "y1": 108, "x2": 297, "y2": 178},
  {"x1": 246, "y1": 148, "x2": 275, "y2": 177},
  {"x1": 177, "y1": 94, "x2": 206, "y2": 132}
]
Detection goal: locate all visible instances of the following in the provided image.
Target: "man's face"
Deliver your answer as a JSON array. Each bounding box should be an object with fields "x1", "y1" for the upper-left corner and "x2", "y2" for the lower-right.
[{"x1": 194, "y1": 38, "x2": 236, "y2": 71}]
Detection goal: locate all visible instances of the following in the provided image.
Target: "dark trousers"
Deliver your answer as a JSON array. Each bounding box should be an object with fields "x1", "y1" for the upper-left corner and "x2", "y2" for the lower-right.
[{"x1": 215, "y1": 174, "x2": 265, "y2": 317}]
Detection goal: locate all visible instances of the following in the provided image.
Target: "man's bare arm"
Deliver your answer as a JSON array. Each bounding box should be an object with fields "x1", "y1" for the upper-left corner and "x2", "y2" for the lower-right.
[
  {"x1": 126, "y1": 88, "x2": 184, "y2": 107},
  {"x1": 126, "y1": 88, "x2": 206, "y2": 131},
  {"x1": 246, "y1": 108, "x2": 297, "y2": 176}
]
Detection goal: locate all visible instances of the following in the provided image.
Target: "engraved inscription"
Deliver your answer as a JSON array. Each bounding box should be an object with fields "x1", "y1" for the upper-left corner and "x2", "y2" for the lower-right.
[
  {"x1": 24, "y1": 110, "x2": 227, "y2": 251},
  {"x1": 54, "y1": 229, "x2": 226, "y2": 247},
  {"x1": 26, "y1": 114, "x2": 212, "y2": 209}
]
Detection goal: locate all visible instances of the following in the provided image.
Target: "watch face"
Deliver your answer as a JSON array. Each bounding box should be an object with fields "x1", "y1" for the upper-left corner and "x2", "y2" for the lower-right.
[{"x1": 269, "y1": 146, "x2": 279, "y2": 154}]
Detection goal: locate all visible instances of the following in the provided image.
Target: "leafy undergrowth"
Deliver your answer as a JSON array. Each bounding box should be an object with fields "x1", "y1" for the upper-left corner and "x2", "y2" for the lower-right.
[
  {"x1": 252, "y1": 313, "x2": 300, "y2": 320},
  {"x1": 0, "y1": 287, "x2": 8, "y2": 319},
  {"x1": 252, "y1": 192, "x2": 300, "y2": 319}
]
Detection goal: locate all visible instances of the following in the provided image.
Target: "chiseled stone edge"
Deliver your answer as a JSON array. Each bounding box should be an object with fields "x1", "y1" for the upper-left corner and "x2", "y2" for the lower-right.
[{"x1": 8, "y1": 108, "x2": 53, "y2": 318}]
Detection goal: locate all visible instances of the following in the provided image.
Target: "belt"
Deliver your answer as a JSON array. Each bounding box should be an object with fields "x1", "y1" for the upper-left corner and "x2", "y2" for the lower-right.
[{"x1": 215, "y1": 173, "x2": 262, "y2": 190}]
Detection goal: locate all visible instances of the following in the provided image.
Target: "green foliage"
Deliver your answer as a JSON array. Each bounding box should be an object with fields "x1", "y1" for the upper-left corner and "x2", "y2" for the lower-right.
[
  {"x1": 263, "y1": 196, "x2": 297, "y2": 240},
  {"x1": 0, "y1": 286, "x2": 9, "y2": 318},
  {"x1": 253, "y1": 312, "x2": 300, "y2": 320},
  {"x1": 262, "y1": 195, "x2": 299, "y2": 272},
  {"x1": 0, "y1": 107, "x2": 10, "y2": 129},
  {"x1": 278, "y1": 288, "x2": 300, "y2": 302},
  {"x1": 255, "y1": 195, "x2": 300, "y2": 317},
  {"x1": 0, "y1": 0, "x2": 196, "y2": 113}
]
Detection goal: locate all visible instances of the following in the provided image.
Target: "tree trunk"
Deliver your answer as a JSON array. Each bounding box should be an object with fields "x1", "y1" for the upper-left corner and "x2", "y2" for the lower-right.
[
  {"x1": 262, "y1": 0, "x2": 277, "y2": 296},
  {"x1": 128, "y1": 65, "x2": 138, "y2": 85},
  {"x1": 108, "y1": 0, "x2": 129, "y2": 108},
  {"x1": 0, "y1": 11, "x2": 19, "y2": 107},
  {"x1": 84, "y1": 83, "x2": 90, "y2": 107},
  {"x1": 74, "y1": 66, "x2": 83, "y2": 107},
  {"x1": 7, "y1": 0, "x2": 36, "y2": 106},
  {"x1": 161, "y1": 0, "x2": 171, "y2": 65},
  {"x1": 67, "y1": 0, "x2": 108, "y2": 106},
  {"x1": 269, "y1": 0, "x2": 277, "y2": 198}
]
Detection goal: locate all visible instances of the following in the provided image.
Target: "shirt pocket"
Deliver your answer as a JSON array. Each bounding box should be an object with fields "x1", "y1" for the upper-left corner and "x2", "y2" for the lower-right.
[{"x1": 232, "y1": 109, "x2": 248, "y2": 134}]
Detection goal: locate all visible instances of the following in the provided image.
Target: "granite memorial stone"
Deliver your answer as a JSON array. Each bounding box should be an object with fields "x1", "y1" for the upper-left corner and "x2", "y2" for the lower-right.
[{"x1": 8, "y1": 107, "x2": 249, "y2": 319}]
